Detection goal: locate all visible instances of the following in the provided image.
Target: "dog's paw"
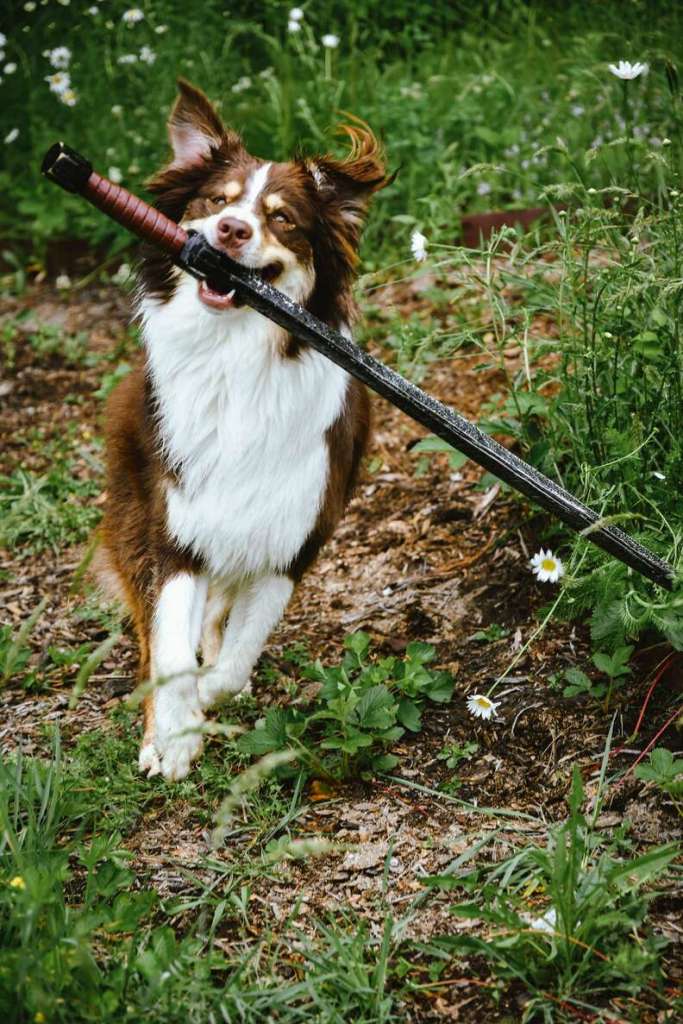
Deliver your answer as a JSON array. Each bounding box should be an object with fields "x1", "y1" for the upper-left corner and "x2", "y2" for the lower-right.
[
  {"x1": 138, "y1": 742, "x2": 161, "y2": 778},
  {"x1": 155, "y1": 703, "x2": 205, "y2": 781},
  {"x1": 198, "y1": 667, "x2": 251, "y2": 710},
  {"x1": 158, "y1": 730, "x2": 203, "y2": 781}
]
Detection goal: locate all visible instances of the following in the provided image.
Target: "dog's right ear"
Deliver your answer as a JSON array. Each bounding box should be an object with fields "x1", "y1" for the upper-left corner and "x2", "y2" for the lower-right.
[{"x1": 168, "y1": 79, "x2": 239, "y2": 167}]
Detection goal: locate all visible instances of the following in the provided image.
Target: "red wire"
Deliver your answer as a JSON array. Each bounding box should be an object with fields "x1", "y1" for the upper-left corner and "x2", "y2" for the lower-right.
[{"x1": 609, "y1": 651, "x2": 678, "y2": 761}]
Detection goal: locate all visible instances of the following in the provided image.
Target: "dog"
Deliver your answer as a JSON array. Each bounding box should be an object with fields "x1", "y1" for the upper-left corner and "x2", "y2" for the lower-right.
[{"x1": 97, "y1": 79, "x2": 391, "y2": 781}]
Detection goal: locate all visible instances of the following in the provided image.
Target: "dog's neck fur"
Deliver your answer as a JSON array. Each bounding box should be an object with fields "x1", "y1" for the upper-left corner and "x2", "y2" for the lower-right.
[{"x1": 139, "y1": 275, "x2": 352, "y2": 582}]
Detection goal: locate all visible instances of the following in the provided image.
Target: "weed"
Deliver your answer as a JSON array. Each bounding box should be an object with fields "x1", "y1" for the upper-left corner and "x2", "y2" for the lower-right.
[
  {"x1": 470, "y1": 623, "x2": 511, "y2": 644},
  {"x1": 0, "y1": 466, "x2": 100, "y2": 554},
  {"x1": 423, "y1": 768, "x2": 677, "y2": 1021},
  {"x1": 237, "y1": 633, "x2": 454, "y2": 779},
  {"x1": 635, "y1": 747, "x2": 683, "y2": 815}
]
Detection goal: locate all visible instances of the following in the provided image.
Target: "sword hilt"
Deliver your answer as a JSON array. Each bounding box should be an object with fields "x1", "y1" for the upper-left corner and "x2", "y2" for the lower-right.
[{"x1": 41, "y1": 141, "x2": 188, "y2": 257}]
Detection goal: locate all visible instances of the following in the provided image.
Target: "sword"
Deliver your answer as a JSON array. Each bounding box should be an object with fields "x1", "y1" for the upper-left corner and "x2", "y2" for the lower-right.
[{"x1": 41, "y1": 141, "x2": 677, "y2": 591}]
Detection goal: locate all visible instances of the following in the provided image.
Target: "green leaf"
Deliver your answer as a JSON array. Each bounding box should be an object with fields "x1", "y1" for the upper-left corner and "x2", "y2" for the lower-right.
[
  {"x1": 354, "y1": 685, "x2": 398, "y2": 730},
  {"x1": 397, "y1": 698, "x2": 422, "y2": 732}
]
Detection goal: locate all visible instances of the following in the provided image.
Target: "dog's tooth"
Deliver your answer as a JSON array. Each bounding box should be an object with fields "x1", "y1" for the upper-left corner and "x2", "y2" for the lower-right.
[{"x1": 227, "y1": 289, "x2": 236, "y2": 300}]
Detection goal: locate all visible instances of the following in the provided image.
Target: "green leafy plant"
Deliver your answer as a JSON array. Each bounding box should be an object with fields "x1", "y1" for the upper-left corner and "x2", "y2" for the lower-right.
[
  {"x1": 237, "y1": 633, "x2": 455, "y2": 778},
  {"x1": 635, "y1": 747, "x2": 683, "y2": 815},
  {"x1": 561, "y1": 646, "x2": 633, "y2": 708},
  {"x1": 423, "y1": 768, "x2": 677, "y2": 1021},
  {"x1": 470, "y1": 623, "x2": 511, "y2": 644},
  {"x1": 437, "y1": 740, "x2": 479, "y2": 770}
]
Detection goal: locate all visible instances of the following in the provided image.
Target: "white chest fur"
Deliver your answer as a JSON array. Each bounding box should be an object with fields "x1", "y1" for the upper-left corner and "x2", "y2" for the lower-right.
[{"x1": 141, "y1": 277, "x2": 350, "y2": 581}]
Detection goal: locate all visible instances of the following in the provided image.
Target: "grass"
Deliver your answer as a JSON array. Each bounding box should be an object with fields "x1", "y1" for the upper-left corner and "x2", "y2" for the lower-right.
[{"x1": 2, "y1": 704, "x2": 679, "y2": 1023}]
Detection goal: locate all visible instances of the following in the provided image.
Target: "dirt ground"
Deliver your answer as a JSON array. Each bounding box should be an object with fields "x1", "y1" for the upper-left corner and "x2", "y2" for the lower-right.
[{"x1": 1, "y1": 275, "x2": 681, "y2": 1021}]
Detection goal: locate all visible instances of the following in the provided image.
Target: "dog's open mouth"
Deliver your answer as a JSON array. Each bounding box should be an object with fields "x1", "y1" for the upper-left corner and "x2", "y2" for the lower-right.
[{"x1": 198, "y1": 261, "x2": 283, "y2": 311}]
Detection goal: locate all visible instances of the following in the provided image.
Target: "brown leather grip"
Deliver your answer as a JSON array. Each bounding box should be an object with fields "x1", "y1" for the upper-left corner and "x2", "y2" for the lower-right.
[{"x1": 83, "y1": 171, "x2": 188, "y2": 256}]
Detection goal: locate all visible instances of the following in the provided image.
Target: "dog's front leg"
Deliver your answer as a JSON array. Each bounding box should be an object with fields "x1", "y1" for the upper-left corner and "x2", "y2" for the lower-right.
[
  {"x1": 198, "y1": 574, "x2": 293, "y2": 710},
  {"x1": 139, "y1": 572, "x2": 208, "y2": 781}
]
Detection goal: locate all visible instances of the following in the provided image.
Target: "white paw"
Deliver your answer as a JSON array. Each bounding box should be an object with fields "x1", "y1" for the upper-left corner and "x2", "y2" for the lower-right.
[
  {"x1": 158, "y1": 729, "x2": 204, "y2": 781},
  {"x1": 198, "y1": 667, "x2": 251, "y2": 710},
  {"x1": 155, "y1": 704, "x2": 205, "y2": 781},
  {"x1": 138, "y1": 743, "x2": 161, "y2": 777}
]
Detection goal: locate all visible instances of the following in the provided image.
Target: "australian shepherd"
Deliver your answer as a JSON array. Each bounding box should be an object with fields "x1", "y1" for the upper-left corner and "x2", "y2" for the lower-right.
[{"x1": 97, "y1": 79, "x2": 391, "y2": 780}]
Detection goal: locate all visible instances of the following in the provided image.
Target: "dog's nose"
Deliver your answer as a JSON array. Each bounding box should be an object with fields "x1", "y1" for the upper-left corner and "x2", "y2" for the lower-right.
[{"x1": 216, "y1": 217, "x2": 253, "y2": 249}]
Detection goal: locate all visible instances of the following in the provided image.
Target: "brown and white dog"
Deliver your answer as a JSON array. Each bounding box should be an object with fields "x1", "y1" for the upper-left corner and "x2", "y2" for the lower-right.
[{"x1": 97, "y1": 80, "x2": 390, "y2": 780}]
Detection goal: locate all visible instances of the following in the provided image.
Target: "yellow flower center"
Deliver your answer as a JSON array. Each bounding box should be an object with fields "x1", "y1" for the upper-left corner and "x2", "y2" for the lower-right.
[
  {"x1": 475, "y1": 696, "x2": 492, "y2": 709},
  {"x1": 9, "y1": 875, "x2": 26, "y2": 890},
  {"x1": 541, "y1": 558, "x2": 556, "y2": 571}
]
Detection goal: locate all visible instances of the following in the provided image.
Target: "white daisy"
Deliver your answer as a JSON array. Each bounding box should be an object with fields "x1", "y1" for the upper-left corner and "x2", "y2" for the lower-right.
[
  {"x1": 55, "y1": 273, "x2": 72, "y2": 289},
  {"x1": 289, "y1": 7, "x2": 304, "y2": 20},
  {"x1": 117, "y1": 54, "x2": 138, "y2": 65},
  {"x1": 4, "y1": 128, "x2": 19, "y2": 143},
  {"x1": 122, "y1": 8, "x2": 144, "y2": 25},
  {"x1": 530, "y1": 548, "x2": 565, "y2": 584},
  {"x1": 139, "y1": 46, "x2": 156, "y2": 64},
  {"x1": 321, "y1": 33, "x2": 339, "y2": 48},
  {"x1": 60, "y1": 88, "x2": 78, "y2": 107},
  {"x1": 48, "y1": 46, "x2": 71, "y2": 69},
  {"x1": 108, "y1": 166, "x2": 123, "y2": 184},
  {"x1": 608, "y1": 61, "x2": 648, "y2": 80},
  {"x1": 288, "y1": 19, "x2": 302, "y2": 33},
  {"x1": 411, "y1": 229, "x2": 428, "y2": 262},
  {"x1": 46, "y1": 71, "x2": 71, "y2": 94},
  {"x1": 466, "y1": 693, "x2": 500, "y2": 720},
  {"x1": 0, "y1": 34, "x2": 6, "y2": 48},
  {"x1": 4, "y1": 63, "x2": 16, "y2": 74},
  {"x1": 155, "y1": 25, "x2": 168, "y2": 34}
]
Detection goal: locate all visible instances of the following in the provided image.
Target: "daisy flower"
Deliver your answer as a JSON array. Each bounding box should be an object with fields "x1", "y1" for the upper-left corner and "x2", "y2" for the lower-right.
[
  {"x1": 60, "y1": 89, "x2": 78, "y2": 107},
  {"x1": 4, "y1": 63, "x2": 16, "y2": 74},
  {"x1": 46, "y1": 71, "x2": 70, "y2": 95},
  {"x1": 108, "y1": 166, "x2": 123, "y2": 184},
  {"x1": 55, "y1": 274, "x2": 72, "y2": 289},
  {"x1": 4, "y1": 128, "x2": 19, "y2": 143},
  {"x1": 48, "y1": 46, "x2": 71, "y2": 69},
  {"x1": 289, "y1": 6, "x2": 304, "y2": 20},
  {"x1": 608, "y1": 61, "x2": 648, "y2": 80},
  {"x1": 411, "y1": 229, "x2": 428, "y2": 262},
  {"x1": 466, "y1": 693, "x2": 500, "y2": 720},
  {"x1": 0, "y1": 34, "x2": 6, "y2": 48},
  {"x1": 530, "y1": 548, "x2": 565, "y2": 584},
  {"x1": 139, "y1": 46, "x2": 156, "y2": 64},
  {"x1": 288, "y1": 19, "x2": 302, "y2": 32},
  {"x1": 321, "y1": 34, "x2": 339, "y2": 48},
  {"x1": 122, "y1": 8, "x2": 144, "y2": 25}
]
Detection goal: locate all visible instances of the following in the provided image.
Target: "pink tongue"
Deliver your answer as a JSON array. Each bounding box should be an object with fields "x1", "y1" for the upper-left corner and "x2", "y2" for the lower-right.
[{"x1": 199, "y1": 280, "x2": 234, "y2": 310}]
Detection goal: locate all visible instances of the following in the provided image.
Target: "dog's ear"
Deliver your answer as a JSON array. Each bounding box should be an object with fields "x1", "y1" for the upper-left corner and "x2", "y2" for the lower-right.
[
  {"x1": 305, "y1": 120, "x2": 393, "y2": 243},
  {"x1": 168, "y1": 78, "x2": 240, "y2": 167}
]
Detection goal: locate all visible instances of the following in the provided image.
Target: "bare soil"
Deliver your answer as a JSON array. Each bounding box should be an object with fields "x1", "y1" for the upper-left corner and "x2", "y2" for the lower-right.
[{"x1": 1, "y1": 277, "x2": 681, "y2": 1022}]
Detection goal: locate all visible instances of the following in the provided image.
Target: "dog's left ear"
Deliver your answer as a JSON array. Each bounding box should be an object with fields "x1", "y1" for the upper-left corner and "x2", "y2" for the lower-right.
[
  {"x1": 168, "y1": 78, "x2": 240, "y2": 167},
  {"x1": 305, "y1": 121, "x2": 393, "y2": 244}
]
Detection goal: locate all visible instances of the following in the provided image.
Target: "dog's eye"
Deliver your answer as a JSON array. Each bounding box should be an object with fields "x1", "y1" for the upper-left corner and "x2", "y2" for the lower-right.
[
  {"x1": 271, "y1": 211, "x2": 292, "y2": 225},
  {"x1": 211, "y1": 195, "x2": 226, "y2": 207}
]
